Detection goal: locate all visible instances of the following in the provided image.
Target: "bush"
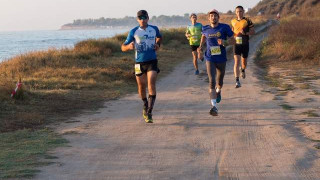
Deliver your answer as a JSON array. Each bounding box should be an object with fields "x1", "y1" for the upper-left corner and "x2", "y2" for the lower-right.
[
  {"x1": 74, "y1": 39, "x2": 121, "y2": 56},
  {"x1": 266, "y1": 18, "x2": 320, "y2": 64}
]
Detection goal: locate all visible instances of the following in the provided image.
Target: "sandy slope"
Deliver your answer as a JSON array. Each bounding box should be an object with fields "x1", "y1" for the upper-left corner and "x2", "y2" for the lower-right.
[{"x1": 34, "y1": 30, "x2": 320, "y2": 180}]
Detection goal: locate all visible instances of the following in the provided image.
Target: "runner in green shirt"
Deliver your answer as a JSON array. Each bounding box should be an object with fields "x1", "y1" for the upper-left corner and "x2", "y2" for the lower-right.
[{"x1": 186, "y1": 13, "x2": 203, "y2": 75}]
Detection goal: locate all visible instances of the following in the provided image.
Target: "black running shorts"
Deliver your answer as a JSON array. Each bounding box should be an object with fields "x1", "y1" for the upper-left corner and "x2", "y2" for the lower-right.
[
  {"x1": 190, "y1": 45, "x2": 200, "y2": 52},
  {"x1": 233, "y1": 44, "x2": 249, "y2": 58},
  {"x1": 135, "y1": 60, "x2": 160, "y2": 76}
]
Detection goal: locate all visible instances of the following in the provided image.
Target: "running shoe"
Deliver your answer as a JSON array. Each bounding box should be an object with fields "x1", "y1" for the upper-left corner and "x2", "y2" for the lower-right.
[
  {"x1": 209, "y1": 106, "x2": 218, "y2": 116},
  {"x1": 145, "y1": 113, "x2": 153, "y2": 123},
  {"x1": 195, "y1": 70, "x2": 199, "y2": 75},
  {"x1": 142, "y1": 109, "x2": 148, "y2": 120},
  {"x1": 216, "y1": 91, "x2": 221, "y2": 103},
  {"x1": 235, "y1": 81, "x2": 241, "y2": 88},
  {"x1": 240, "y1": 67, "x2": 246, "y2": 79}
]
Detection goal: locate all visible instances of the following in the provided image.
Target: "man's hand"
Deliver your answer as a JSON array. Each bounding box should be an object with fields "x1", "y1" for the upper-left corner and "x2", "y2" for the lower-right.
[
  {"x1": 228, "y1": 37, "x2": 236, "y2": 45},
  {"x1": 217, "y1": 39, "x2": 224, "y2": 46},
  {"x1": 121, "y1": 42, "x2": 135, "y2": 52},
  {"x1": 128, "y1": 42, "x2": 135, "y2": 50},
  {"x1": 154, "y1": 43, "x2": 160, "y2": 51},
  {"x1": 186, "y1": 33, "x2": 191, "y2": 39}
]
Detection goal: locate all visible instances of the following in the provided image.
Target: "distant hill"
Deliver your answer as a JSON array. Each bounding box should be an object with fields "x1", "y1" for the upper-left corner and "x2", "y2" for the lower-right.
[
  {"x1": 248, "y1": 0, "x2": 320, "y2": 17},
  {"x1": 61, "y1": 15, "x2": 191, "y2": 30}
]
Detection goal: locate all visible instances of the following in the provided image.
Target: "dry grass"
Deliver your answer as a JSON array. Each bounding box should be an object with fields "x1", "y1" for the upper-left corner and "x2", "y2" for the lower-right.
[
  {"x1": 0, "y1": 28, "x2": 189, "y2": 132},
  {"x1": 249, "y1": 0, "x2": 320, "y2": 17},
  {"x1": 256, "y1": 17, "x2": 320, "y2": 68}
]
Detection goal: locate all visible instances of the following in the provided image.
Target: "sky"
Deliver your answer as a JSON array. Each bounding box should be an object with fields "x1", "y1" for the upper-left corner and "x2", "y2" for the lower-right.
[{"x1": 0, "y1": 0, "x2": 261, "y2": 31}]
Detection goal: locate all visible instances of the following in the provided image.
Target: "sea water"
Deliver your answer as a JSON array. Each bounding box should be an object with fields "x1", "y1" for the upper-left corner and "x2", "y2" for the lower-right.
[{"x1": 0, "y1": 28, "x2": 129, "y2": 62}]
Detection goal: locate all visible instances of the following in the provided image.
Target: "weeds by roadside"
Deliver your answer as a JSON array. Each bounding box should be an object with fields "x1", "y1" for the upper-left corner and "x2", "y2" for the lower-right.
[
  {"x1": 0, "y1": 129, "x2": 68, "y2": 179},
  {"x1": 255, "y1": 14, "x2": 320, "y2": 145},
  {"x1": 0, "y1": 28, "x2": 189, "y2": 132},
  {"x1": 0, "y1": 28, "x2": 190, "y2": 179}
]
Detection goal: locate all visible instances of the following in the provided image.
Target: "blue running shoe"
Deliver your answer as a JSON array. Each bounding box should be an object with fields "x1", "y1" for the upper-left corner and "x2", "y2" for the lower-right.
[
  {"x1": 209, "y1": 106, "x2": 218, "y2": 116},
  {"x1": 216, "y1": 91, "x2": 221, "y2": 103},
  {"x1": 195, "y1": 70, "x2": 199, "y2": 75},
  {"x1": 235, "y1": 81, "x2": 241, "y2": 88}
]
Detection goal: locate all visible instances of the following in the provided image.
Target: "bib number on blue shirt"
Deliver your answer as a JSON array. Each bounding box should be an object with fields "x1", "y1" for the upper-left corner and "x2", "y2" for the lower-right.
[{"x1": 210, "y1": 46, "x2": 221, "y2": 55}]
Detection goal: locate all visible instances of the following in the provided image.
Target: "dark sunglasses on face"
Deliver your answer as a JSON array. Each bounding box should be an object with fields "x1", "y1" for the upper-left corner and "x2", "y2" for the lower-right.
[{"x1": 138, "y1": 16, "x2": 147, "y2": 20}]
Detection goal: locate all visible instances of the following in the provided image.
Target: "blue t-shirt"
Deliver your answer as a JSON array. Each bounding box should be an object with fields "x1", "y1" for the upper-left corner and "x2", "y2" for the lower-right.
[
  {"x1": 202, "y1": 23, "x2": 234, "y2": 63},
  {"x1": 124, "y1": 24, "x2": 162, "y2": 63}
]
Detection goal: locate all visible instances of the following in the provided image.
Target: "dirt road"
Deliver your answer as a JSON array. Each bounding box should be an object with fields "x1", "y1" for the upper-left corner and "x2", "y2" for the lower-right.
[{"x1": 35, "y1": 30, "x2": 320, "y2": 180}]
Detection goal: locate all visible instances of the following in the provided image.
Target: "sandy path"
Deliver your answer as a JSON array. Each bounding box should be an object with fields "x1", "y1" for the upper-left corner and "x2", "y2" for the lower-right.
[{"x1": 34, "y1": 30, "x2": 320, "y2": 180}]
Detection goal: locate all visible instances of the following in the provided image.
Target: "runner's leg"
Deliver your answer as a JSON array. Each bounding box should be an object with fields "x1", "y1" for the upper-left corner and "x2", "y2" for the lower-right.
[
  {"x1": 215, "y1": 62, "x2": 226, "y2": 90},
  {"x1": 241, "y1": 57, "x2": 247, "y2": 70},
  {"x1": 234, "y1": 55, "x2": 241, "y2": 78},
  {"x1": 206, "y1": 61, "x2": 217, "y2": 100},
  {"x1": 136, "y1": 74, "x2": 147, "y2": 99},
  {"x1": 136, "y1": 74, "x2": 148, "y2": 119},
  {"x1": 192, "y1": 51, "x2": 198, "y2": 70},
  {"x1": 206, "y1": 61, "x2": 218, "y2": 115},
  {"x1": 241, "y1": 44, "x2": 249, "y2": 70},
  {"x1": 147, "y1": 70, "x2": 158, "y2": 114}
]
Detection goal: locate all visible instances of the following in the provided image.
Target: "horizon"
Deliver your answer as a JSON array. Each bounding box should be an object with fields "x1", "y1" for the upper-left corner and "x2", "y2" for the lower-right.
[{"x1": 0, "y1": 0, "x2": 261, "y2": 31}]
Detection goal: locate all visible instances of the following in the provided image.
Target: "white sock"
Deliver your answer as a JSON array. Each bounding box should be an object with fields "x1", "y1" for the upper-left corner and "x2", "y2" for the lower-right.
[
  {"x1": 216, "y1": 88, "x2": 221, "y2": 93},
  {"x1": 211, "y1": 99, "x2": 217, "y2": 107}
]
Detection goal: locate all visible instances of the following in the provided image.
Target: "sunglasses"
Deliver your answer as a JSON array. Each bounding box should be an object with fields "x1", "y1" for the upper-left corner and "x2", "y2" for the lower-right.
[{"x1": 138, "y1": 16, "x2": 147, "y2": 20}]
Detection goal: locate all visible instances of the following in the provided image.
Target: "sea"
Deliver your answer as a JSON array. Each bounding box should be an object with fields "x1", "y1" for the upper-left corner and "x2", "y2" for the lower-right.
[{"x1": 0, "y1": 28, "x2": 129, "y2": 63}]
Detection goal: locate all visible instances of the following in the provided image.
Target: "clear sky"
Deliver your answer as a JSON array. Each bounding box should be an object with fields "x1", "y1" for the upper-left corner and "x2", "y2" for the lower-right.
[{"x1": 0, "y1": 0, "x2": 261, "y2": 31}]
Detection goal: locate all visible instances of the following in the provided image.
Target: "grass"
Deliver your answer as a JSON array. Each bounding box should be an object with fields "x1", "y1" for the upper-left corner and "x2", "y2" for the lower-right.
[
  {"x1": 280, "y1": 103, "x2": 295, "y2": 110},
  {"x1": 255, "y1": 17, "x2": 320, "y2": 68},
  {"x1": 302, "y1": 98, "x2": 314, "y2": 103},
  {"x1": 301, "y1": 110, "x2": 319, "y2": 117},
  {"x1": 313, "y1": 90, "x2": 320, "y2": 95},
  {"x1": 0, "y1": 28, "x2": 190, "y2": 132},
  {"x1": 0, "y1": 129, "x2": 68, "y2": 179},
  {"x1": 299, "y1": 83, "x2": 311, "y2": 89},
  {"x1": 281, "y1": 83, "x2": 295, "y2": 91},
  {"x1": 0, "y1": 28, "x2": 191, "y2": 179}
]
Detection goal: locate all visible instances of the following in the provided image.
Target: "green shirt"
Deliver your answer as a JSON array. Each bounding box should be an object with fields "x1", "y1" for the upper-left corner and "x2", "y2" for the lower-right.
[{"x1": 186, "y1": 22, "x2": 203, "y2": 46}]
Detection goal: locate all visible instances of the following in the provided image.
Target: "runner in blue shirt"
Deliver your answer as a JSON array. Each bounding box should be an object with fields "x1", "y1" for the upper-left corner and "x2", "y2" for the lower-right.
[
  {"x1": 198, "y1": 9, "x2": 235, "y2": 116},
  {"x1": 121, "y1": 10, "x2": 162, "y2": 123}
]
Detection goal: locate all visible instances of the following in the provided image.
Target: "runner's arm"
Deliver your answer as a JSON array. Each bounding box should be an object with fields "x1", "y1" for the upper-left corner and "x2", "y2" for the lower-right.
[
  {"x1": 185, "y1": 28, "x2": 191, "y2": 38},
  {"x1": 198, "y1": 34, "x2": 206, "y2": 51},
  {"x1": 248, "y1": 19, "x2": 255, "y2": 35},
  {"x1": 249, "y1": 26, "x2": 255, "y2": 35},
  {"x1": 121, "y1": 29, "x2": 135, "y2": 52},
  {"x1": 121, "y1": 42, "x2": 134, "y2": 52},
  {"x1": 227, "y1": 36, "x2": 236, "y2": 45},
  {"x1": 154, "y1": 37, "x2": 162, "y2": 51}
]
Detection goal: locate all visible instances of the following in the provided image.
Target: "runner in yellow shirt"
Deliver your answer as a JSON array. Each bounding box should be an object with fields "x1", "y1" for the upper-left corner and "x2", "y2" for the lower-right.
[{"x1": 186, "y1": 13, "x2": 203, "y2": 75}]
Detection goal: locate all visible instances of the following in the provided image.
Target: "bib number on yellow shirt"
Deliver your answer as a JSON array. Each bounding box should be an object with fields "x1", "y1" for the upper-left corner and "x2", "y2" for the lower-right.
[
  {"x1": 236, "y1": 37, "x2": 242, "y2": 44},
  {"x1": 135, "y1": 64, "x2": 143, "y2": 75},
  {"x1": 210, "y1": 46, "x2": 221, "y2": 56}
]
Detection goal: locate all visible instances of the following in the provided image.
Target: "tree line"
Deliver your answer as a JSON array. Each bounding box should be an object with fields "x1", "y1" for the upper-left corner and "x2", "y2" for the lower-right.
[{"x1": 62, "y1": 14, "x2": 192, "y2": 28}]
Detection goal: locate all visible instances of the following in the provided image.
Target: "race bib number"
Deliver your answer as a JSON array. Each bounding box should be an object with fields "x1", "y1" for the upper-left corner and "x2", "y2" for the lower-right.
[
  {"x1": 236, "y1": 37, "x2": 243, "y2": 44},
  {"x1": 135, "y1": 64, "x2": 142, "y2": 75},
  {"x1": 210, "y1": 46, "x2": 221, "y2": 55}
]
